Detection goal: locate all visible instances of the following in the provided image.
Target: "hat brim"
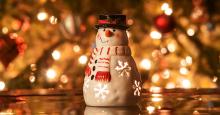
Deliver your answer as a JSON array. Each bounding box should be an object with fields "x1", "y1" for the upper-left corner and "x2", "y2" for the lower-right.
[{"x1": 95, "y1": 24, "x2": 129, "y2": 30}]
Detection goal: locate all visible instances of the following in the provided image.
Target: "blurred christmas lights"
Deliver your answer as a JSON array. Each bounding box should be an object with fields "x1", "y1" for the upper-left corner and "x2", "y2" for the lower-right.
[
  {"x1": 140, "y1": 59, "x2": 152, "y2": 70},
  {"x1": 161, "y1": 3, "x2": 169, "y2": 11},
  {"x1": 185, "y1": 56, "x2": 192, "y2": 65},
  {"x1": 187, "y1": 28, "x2": 195, "y2": 36},
  {"x1": 46, "y1": 68, "x2": 57, "y2": 82},
  {"x1": 151, "y1": 73, "x2": 160, "y2": 83},
  {"x1": 179, "y1": 67, "x2": 189, "y2": 75},
  {"x1": 166, "y1": 82, "x2": 175, "y2": 89},
  {"x1": 0, "y1": 81, "x2": 5, "y2": 91},
  {"x1": 167, "y1": 43, "x2": 176, "y2": 52},
  {"x1": 2, "y1": 27, "x2": 8, "y2": 34},
  {"x1": 60, "y1": 74, "x2": 68, "y2": 84},
  {"x1": 160, "y1": 47, "x2": 168, "y2": 54},
  {"x1": 213, "y1": 76, "x2": 218, "y2": 83},
  {"x1": 161, "y1": 3, "x2": 173, "y2": 15},
  {"x1": 146, "y1": 106, "x2": 155, "y2": 114},
  {"x1": 73, "y1": 45, "x2": 81, "y2": 53},
  {"x1": 29, "y1": 75, "x2": 36, "y2": 83},
  {"x1": 37, "y1": 11, "x2": 48, "y2": 21},
  {"x1": 49, "y1": 16, "x2": 58, "y2": 24},
  {"x1": 150, "y1": 86, "x2": 161, "y2": 93},
  {"x1": 78, "y1": 55, "x2": 88, "y2": 64},
  {"x1": 150, "y1": 31, "x2": 162, "y2": 39},
  {"x1": 151, "y1": 97, "x2": 163, "y2": 102},
  {"x1": 162, "y1": 69, "x2": 170, "y2": 79},
  {"x1": 181, "y1": 79, "x2": 191, "y2": 88},
  {"x1": 52, "y1": 50, "x2": 61, "y2": 60}
]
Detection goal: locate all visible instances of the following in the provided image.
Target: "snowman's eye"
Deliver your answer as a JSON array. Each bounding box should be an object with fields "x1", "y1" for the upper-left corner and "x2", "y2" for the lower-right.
[{"x1": 113, "y1": 29, "x2": 116, "y2": 32}]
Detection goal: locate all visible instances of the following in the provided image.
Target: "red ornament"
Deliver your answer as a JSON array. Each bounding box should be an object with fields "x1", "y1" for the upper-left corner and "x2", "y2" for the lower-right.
[
  {"x1": 154, "y1": 14, "x2": 175, "y2": 33},
  {"x1": 0, "y1": 33, "x2": 26, "y2": 68}
]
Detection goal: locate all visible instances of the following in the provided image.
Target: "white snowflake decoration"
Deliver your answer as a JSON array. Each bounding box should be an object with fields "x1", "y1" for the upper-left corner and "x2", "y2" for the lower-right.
[
  {"x1": 94, "y1": 83, "x2": 109, "y2": 99},
  {"x1": 83, "y1": 79, "x2": 90, "y2": 92},
  {"x1": 115, "y1": 60, "x2": 131, "y2": 78},
  {"x1": 133, "y1": 80, "x2": 141, "y2": 96}
]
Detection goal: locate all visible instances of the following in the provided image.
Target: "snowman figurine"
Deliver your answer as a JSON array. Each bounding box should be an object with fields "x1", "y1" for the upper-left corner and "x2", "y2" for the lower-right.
[{"x1": 83, "y1": 15, "x2": 141, "y2": 106}]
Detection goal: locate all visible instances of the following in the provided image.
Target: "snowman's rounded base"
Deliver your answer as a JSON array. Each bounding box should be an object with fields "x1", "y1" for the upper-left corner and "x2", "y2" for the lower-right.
[{"x1": 83, "y1": 90, "x2": 140, "y2": 107}]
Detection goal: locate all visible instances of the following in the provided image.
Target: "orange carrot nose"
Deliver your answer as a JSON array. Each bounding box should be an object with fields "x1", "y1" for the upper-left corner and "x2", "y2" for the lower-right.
[{"x1": 105, "y1": 30, "x2": 113, "y2": 37}]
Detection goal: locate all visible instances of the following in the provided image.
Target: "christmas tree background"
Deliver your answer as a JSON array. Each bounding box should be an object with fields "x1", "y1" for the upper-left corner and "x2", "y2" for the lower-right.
[{"x1": 0, "y1": 0, "x2": 219, "y2": 91}]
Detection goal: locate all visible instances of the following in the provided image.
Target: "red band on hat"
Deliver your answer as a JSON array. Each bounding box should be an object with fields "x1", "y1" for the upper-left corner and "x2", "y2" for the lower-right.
[{"x1": 98, "y1": 20, "x2": 117, "y2": 25}]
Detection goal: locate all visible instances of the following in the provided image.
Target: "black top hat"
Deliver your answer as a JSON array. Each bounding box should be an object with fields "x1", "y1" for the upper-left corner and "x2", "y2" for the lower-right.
[{"x1": 95, "y1": 14, "x2": 129, "y2": 30}]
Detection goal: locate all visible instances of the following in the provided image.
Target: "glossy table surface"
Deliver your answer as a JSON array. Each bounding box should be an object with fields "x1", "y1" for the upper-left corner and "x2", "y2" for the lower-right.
[{"x1": 1, "y1": 88, "x2": 220, "y2": 115}]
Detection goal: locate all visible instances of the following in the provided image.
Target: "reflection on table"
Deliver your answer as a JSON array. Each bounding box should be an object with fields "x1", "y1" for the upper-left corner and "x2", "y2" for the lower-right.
[{"x1": 1, "y1": 88, "x2": 220, "y2": 114}]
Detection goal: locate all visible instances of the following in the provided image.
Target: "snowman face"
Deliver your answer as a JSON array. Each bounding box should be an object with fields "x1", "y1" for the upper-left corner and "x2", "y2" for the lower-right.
[{"x1": 96, "y1": 27, "x2": 128, "y2": 47}]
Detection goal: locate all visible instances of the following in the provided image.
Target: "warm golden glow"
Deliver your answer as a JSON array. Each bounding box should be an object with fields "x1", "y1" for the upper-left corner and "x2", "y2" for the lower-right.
[
  {"x1": 150, "y1": 86, "x2": 161, "y2": 93},
  {"x1": 52, "y1": 50, "x2": 61, "y2": 60},
  {"x1": 140, "y1": 59, "x2": 152, "y2": 70},
  {"x1": 151, "y1": 97, "x2": 163, "y2": 102},
  {"x1": 29, "y1": 75, "x2": 36, "y2": 83},
  {"x1": 161, "y1": 3, "x2": 169, "y2": 11},
  {"x1": 162, "y1": 69, "x2": 170, "y2": 79},
  {"x1": 37, "y1": 11, "x2": 48, "y2": 21},
  {"x1": 73, "y1": 45, "x2": 81, "y2": 53},
  {"x1": 49, "y1": 16, "x2": 58, "y2": 24},
  {"x1": 152, "y1": 73, "x2": 160, "y2": 83},
  {"x1": 164, "y1": 8, "x2": 173, "y2": 15},
  {"x1": 2, "y1": 27, "x2": 8, "y2": 34},
  {"x1": 150, "y1": 31, "x2": 162, "y2": 39},
  {"x1": 187, "y1": 28, "x2": 195, "y2": 36},
  {"x1": 167, "y1": 43, "x2": 176, "y2": 52},
  {"x1": 179, "y1": 67, "x2": 189, "y2": 75},
  {"x1": 161, "y1": 3, "x2": 173, "y2": 15},
  {"x1": 0, "y1": 81, "x2": 5, "y2": 91},
  {"x1": 166, "y1": 82, "x2": 175, "y2": 89},
  {"x1": 146, "y1": 106, "x2": 155, "y2": 114},
  {"x1": 60, "y1": 75, "x2": 68, "y2": 83},
  {"x1": 185, "y1": 56, "x2": 192, "y2": 65},
  {"x1": 46, "y1": 68, "x2": 57, "y2": 80},
  {"x1": 78, "y1": 55, "x2": 88, "y2": 64},
  {"x1": 181, "y1": 79, "x2": 191, "y2": 88}
]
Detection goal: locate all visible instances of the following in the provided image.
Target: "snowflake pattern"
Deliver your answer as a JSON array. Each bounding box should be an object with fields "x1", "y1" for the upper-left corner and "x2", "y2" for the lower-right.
[
  {"x1": 115, "y1": 60, "x2": 131, "y2": 78},
  {"x1": 83, "y1": 79, "x2": 90, "y2": 92},
  {"x1": 94, "y1": 83, "x2": 109, "y2": 99},
  {"x1": 133, "y1": 80, "x2": 141, "y2": 96}
]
